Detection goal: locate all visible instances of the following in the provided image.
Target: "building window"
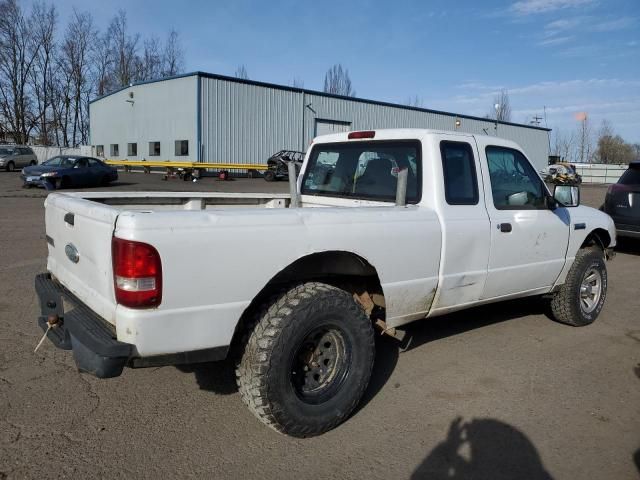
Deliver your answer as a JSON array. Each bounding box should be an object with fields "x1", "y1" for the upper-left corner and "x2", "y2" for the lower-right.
[
  {"x1": 175, "y1": 140, "x2": 188, "y2": 156},
  {"x1": 110, "y1": 144, "x2": 119, "y2": 157},
  {"x1": 128, "y1": 143, "x2": 137, "y2": 156},
  {"x1": 149, "y1": 141, "x2": 160, "y2": 156},
  {"x1": 96, "y1": 145, "x2": 104, "y2": 157}
]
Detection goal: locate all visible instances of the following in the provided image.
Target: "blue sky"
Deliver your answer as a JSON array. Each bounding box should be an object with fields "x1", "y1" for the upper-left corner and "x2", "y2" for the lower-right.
[{"x1": 48, "y1": 0, "x2": 640, "y2": 142}]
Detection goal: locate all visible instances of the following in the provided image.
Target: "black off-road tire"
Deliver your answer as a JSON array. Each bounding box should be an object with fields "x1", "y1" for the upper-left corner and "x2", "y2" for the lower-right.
[
  {"x1": 236, "y1": 282, "x2": 375, "y2": 437},
  {"x1": 263, "y1": 169, "x2": 276, "y2": 182},
  {"x1": 6, "y1": 161, "x2": 15, "y2": 172},
  {"x1": 550, "y1": 247, "x2": 607, "y2": 326}
]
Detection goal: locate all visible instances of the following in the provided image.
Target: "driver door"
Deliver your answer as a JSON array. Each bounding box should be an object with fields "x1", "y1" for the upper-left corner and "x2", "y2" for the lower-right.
[{"x1": 476, "y1": 139, "x2": 570, "y2": 299}]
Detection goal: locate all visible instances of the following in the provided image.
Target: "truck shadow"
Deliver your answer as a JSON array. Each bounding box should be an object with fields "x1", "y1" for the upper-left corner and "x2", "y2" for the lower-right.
[
  {"x1": 179, "y1": 297, "x2": 549, "y2": 401},
  {"x1": 615, "y1": 238, "x2": 640, "y2": 256},
  {"x1": 411, "y1": 416, "x2": 554, "y2": 479}
]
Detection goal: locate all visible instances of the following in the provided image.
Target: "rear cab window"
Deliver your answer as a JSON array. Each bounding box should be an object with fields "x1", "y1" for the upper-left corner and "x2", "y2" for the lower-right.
[
  {"x1": 301, "y1": 141, "x2": 421, "y2": 203},
  {"x1": 440, "y1": 141, "x2": 479, "y2": 205}
]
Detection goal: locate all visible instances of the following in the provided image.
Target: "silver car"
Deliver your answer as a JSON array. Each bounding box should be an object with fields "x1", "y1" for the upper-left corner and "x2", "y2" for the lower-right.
[{"x1": 0, "y1": 145, "x2": 37, "y2": 171}]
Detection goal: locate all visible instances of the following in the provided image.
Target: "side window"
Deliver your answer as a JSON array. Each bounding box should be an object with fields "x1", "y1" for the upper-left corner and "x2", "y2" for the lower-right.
[
  {"x1": 149, "y1": 141, "x2": 160, "y2": 156},
  {"x1": 76, "y1": 158, "x2": 88, "y2": 168},
  {"x1": 88, "y1": 159, "x2": 100, "y2": 167},
  {"x1": 440, "y1": 141, "x2": 479, "y2": 205},
  {"x1": 486, "y1": 146, "x2": 546, "y2": 209}
]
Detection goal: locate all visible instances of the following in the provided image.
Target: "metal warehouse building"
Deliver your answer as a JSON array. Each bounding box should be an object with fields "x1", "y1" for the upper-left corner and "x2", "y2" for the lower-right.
[{"x1": 89, "y1": 72, "x2": 550, "y2": 170}]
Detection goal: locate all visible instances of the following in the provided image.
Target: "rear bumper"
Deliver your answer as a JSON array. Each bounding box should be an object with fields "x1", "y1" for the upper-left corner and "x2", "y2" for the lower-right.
[
  {"x1": 35, "y1": 273, "x2": 132, "y2": 378},
  {"x1": 35, "y1": 273, "x2": 229, "y2": 378},
  {"x1": 613, "y1": 222, "x2": 640, "y2": 239}
]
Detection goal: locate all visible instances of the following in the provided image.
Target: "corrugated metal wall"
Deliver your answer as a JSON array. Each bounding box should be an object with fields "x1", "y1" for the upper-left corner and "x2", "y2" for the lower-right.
[
  {"x1": 200, "y1": 78, "x2": 302, "y2": 166},
  {"x1": 199, "y1": 75, "x2": 550, "y2": 170}
]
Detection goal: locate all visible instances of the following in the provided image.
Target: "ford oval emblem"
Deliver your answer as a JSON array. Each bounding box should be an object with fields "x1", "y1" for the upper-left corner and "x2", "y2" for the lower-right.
[{"x1": 65, "y1": 243, "x2": 80, "y2": 263}]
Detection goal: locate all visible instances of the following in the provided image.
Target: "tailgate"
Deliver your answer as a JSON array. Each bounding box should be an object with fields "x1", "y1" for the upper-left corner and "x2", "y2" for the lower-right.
[{"x1": 45, "y1": 193, "x2": 119, "y2": 325}]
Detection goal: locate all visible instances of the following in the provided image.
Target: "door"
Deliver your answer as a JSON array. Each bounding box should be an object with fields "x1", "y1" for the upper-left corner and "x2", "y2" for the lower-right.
[
  {"x1": 431, "y1": 137, "x2": 491, "y2": 312},
  {"x1": 315, "y1": 119, "x2": 351, "y2": 137},
  {"x1": 477, "y1": 140, "x2": 570, "y2": 299}
]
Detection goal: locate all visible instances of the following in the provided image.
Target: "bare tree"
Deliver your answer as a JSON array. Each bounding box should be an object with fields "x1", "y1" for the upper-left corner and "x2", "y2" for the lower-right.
[
  {"x1": 235, "y1": 65, "x2": 249, "y2": 80},
  {"x1": 594, "y1": 119, "x2": 635, "y2": 164},
  {"x1": 489, "y1": 89, "x2": 512, "y2": 122},
  {"x1": 551, "y1": 128, "x2": 576, "y2": 162},
  {"x1": 139, "y1": 36, "x2": 162, "y2": 80},
  {"x1": 162, "y1": 30, "x2": 183, "y2": 77},
  {"x1": 108, "y1": 10, "x2": 139, "y2": 88},
  {"x1": 291, "y1": 77, "x2": 304, "y2": 88},
  {"x1": 0, "y1": 0, "x2": 40, "y2": 144},
  {"x1": 323, "y1": 64, "x2": 355, "y2": 96},
  {"x1": 92, "y1": 32, "x2": 113, "y2": 97},
  {"x1": 404, "y1": 95, "x2": 423, "y2": 108},
  {"x1": 575, "y1": 112, "x2": 593, "y2": 163},
  {"x1": 29, "y1": 1, "x2": 57, "y2": 145}
]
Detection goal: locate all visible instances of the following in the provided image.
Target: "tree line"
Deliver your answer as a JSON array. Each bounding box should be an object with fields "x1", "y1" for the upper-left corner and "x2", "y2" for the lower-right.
[
  {"x1": 0, "y1": 0, "x2": 184, "y2": 147},
  {"x1": 552, "y1": 117, "x2": 639, "y2": 165}
]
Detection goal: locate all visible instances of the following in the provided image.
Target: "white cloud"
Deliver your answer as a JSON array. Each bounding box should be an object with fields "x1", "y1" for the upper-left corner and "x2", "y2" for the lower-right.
[
  {"x1": 592, "y1": 17, "x2": 636, "y2": 32},
  {"x1": 510, "y1": 0, "x2": 596, "y2": 16},
  {"x1": 437, "y1": 78, "x2": 640, "y2": 142},
  {"x1": 537, "y1": 35, "x2": 573, "y2": 46}
]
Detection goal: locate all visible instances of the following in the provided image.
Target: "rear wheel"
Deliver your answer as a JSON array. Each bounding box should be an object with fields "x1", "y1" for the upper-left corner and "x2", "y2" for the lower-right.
[
  {"x1": 29, "y1": 160, "x2": 36, "y2": 166},
  {"x1": 6, "y1": 161, "x2": 15, "y2": 172},
  {"x1": 263, "y1": 169, "x2": 276, "y2": 182},
  {"x1": 550, "y1": 247, "x2": 607, "y2": 326},
  {"x1": 236, "y1": 282, "x2": 375, "y2": 437}
]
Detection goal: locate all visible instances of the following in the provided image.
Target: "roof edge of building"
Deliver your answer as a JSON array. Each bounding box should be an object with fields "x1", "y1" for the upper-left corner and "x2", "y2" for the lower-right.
[{"x1": 89, "y1": 71, "x2": 552, "y2": 132}]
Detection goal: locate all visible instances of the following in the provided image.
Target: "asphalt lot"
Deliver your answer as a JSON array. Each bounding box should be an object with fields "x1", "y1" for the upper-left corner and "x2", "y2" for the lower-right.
[{"x1": 0, "y1": 171, "x2": 638, "y2": 479}]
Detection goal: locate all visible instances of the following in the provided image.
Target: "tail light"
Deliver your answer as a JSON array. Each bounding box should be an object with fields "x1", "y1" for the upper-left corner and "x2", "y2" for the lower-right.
[
  {"x1": 112, "y1": 237, "x2": 162, "y2": 308},
  {"x1": 607, "y1": 184, "x2": 630, "y2": 195},
  {"x1": 348, "y1": 130, "x2": 375, "y2": 139}
]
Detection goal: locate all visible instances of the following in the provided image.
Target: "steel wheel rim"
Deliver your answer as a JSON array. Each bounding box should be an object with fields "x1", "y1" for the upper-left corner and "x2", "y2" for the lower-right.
[
  {"x1": 580, "y1": 267, "x2": 602, "y2": 313},
  {"x1": 290, "y1": 326, "x2": 350, "y2": 404}
]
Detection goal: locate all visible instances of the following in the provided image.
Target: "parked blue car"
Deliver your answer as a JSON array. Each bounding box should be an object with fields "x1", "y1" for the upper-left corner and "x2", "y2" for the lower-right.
[{"x1": 21, "y1": 155, "x2": 118, "y2": 189}]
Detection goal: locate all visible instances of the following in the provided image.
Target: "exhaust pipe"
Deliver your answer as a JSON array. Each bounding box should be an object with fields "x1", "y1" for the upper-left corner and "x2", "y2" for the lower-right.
[
  {"x1": 395, "y1": 168, "x2": 408, "y2": 206},
  {"x1": 287, "y1": 161, "x2": 299, "y2": 208}
]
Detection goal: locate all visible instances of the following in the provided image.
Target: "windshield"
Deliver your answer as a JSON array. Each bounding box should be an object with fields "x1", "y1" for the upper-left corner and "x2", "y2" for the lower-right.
[
  {"x1": 301, "y1": 141, "x2": 421, "y2": 203},
  {"x1": 0, "y1": 147, "x2": 14, "y2": 157},
  {"x1": 42, "y1": 156, "x2": 76, "y2": 167}
]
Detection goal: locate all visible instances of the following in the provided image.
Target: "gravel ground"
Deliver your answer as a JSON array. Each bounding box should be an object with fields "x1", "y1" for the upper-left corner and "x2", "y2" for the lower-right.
[{"x1": 0, "y1": 172, "x2": 638, "y2": 479}]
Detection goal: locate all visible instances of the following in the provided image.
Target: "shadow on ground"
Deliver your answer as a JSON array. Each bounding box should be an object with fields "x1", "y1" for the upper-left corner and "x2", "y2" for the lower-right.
[
  {"x1": 412, "y1": 417, "x2": 554, "y2": 479},
  {"x1": 615, "y1": 237, "x2": 640, "y2": 257}
]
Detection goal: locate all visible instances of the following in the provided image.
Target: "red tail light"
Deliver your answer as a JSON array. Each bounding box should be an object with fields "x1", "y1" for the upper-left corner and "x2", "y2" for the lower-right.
[
  {"x1": 348, "y1": 130, "x2": 375, "y2": 139},
  {"x1": 112, "y1": 237, "x2": 162, "y2": 308}
]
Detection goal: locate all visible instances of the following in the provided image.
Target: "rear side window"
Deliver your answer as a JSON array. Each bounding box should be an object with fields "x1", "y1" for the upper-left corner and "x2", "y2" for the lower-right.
[
  {"x1": 301, "y1": 141, "x2": 421, "y2": 203},
  {"x1": 440, "y1": 141, "x2": 479, "y2": 205},
  {"x1": 619, "y1": 166, "x2": 640, "y2": 185}
]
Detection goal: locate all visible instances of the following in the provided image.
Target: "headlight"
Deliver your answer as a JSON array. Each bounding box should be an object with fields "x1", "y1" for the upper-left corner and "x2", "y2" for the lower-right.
[{"x1": 40, "y1": 172, "x2": 58, "y2": 178}]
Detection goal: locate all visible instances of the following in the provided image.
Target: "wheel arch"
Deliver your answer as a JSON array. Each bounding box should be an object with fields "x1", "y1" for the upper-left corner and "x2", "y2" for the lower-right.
[
  {"x1": 229, "y1": 250, "x2": 385, "y2": 356},
  {"x1": 580, "y1": 228, "x2": 612, "y2": 251}
]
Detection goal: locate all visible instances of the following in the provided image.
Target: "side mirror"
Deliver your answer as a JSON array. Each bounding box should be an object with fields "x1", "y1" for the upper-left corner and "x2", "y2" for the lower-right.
[{"x1": 553, "y1": 185, "x2": 580, "y2": 207}]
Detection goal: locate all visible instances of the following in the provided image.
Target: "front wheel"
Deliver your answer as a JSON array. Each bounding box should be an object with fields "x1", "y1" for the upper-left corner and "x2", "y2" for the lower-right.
[
  {"x1": 263, "y1": 169, "x2": 276, "y2": 182},
  {"x1": 6, "y1": 161, "x2": 15, "y2": 172},
  {"x1": 550, "y1": 247, "x2": 607, "y2": 326},
  {"x1": 236, "y1": 282, "x2": 375, "y2": 437}
]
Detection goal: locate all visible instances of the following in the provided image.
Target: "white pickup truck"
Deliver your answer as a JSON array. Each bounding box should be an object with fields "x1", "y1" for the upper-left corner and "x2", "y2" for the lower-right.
[{"x1": 36, "y1": 128, "x2": 616, "y2": 437}]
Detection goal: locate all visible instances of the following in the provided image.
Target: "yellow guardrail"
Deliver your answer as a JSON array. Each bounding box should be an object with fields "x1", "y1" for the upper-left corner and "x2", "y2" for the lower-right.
[{"x1": 105, "y1": 160, "x2": 268, "y2": 171}]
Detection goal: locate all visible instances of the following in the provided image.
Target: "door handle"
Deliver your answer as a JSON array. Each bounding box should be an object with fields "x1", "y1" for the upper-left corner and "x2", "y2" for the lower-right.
[{"x1": 498, "y1": 223, "x2": 512, "y2": 233}]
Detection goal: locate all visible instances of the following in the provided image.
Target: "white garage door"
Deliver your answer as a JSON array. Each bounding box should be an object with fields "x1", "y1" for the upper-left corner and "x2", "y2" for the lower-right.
[{"x1": 315, "y1": 119, "x2": 351, "y2": 137}]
